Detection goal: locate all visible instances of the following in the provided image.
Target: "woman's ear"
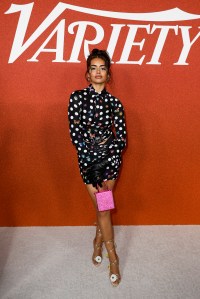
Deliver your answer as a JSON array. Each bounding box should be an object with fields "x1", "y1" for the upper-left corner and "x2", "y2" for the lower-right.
[
  {"x1": 87, "y1": 75, "x2": 91, "y2": 82},
  {"x1": 85, "y1": 72, "x2": 90, "y2": 82}
]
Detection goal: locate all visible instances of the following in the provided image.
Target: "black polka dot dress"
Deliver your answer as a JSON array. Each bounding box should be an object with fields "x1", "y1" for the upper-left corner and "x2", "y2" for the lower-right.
[{"x1": 68, "y1": 84, "x2": 126, "y2": 185}]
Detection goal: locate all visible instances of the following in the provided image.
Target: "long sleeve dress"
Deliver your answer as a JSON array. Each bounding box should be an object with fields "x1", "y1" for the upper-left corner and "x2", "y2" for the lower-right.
[{"x1": 68, "y1": 84, "x2": 126, "y2": 185}]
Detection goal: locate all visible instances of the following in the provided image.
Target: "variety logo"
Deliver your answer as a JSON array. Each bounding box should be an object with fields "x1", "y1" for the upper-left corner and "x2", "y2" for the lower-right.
[{"x1": 5, "y1": 2, "x2": 200, "y2": 64}]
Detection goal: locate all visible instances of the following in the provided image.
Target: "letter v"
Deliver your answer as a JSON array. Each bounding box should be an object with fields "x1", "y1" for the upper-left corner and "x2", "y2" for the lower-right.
[{"x1": 5, "y1": 2, "x2": 67, "y2": 63}]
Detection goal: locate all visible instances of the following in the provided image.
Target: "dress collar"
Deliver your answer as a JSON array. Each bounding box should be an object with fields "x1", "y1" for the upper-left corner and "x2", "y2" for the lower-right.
[{"x1": 88, "y1": 84, "x2": 107, "y2": 97}]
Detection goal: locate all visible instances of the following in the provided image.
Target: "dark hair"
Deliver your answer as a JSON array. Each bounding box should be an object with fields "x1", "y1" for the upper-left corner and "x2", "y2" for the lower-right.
[{"x1": 85, "y1": 49, "x2": 111, "y2": 81}]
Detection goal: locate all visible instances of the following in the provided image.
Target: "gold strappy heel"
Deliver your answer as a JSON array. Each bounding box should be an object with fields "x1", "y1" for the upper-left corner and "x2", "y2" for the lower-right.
[
  {"x1": 104, "y1": 239, "x2": 121, "y2": 286},
  {"x1": 92, "y1": 227, "x2": 103, "y2": 267}
]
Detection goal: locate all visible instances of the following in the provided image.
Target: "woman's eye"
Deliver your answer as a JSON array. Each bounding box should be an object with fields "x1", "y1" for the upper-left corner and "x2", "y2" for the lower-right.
[{"x1": 89, "y1": 66, "x2": 107, "y2": 72}]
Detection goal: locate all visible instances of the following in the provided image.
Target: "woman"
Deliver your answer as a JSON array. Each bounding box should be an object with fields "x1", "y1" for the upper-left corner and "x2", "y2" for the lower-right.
[{"x1": 68, "y1": 49, "x2": 126, "y2": 286}]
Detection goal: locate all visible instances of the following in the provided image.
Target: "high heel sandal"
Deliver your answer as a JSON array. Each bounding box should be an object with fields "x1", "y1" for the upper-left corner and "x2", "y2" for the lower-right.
[
  {"x1": 92, "y1": 227, "x2": 103, "y2": 267},
  {"x1": 104, "y1": 240, "x2": 121, "y2": 286}
]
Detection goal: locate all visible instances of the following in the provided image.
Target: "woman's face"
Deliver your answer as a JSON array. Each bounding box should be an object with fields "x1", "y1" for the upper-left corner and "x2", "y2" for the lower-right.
[{"x1": 88, "y1": 57, "x2": 109, "y2": 85}]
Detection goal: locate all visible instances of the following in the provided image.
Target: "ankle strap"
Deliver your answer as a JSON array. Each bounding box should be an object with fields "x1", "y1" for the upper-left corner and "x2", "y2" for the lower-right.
[
  {"x1": 104, "y1": 239, "x2": 115, "y2": 244},
  {"x1": 104, "y1": 239, "x2": 117, "y2": 252}
]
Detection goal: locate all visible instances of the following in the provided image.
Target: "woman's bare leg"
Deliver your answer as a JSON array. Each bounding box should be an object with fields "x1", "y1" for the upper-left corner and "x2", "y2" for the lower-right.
[
  {"x1": 86, "y1": 180, "x2": 116, "y2": 241},
  {"x1": 86, "y1": 180, "x2": 121, "y2": 285}
]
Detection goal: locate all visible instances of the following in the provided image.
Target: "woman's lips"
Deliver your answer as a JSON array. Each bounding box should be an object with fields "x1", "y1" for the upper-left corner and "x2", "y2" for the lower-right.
[{"x1": 95, "y1": 76, "x2": 102, "y2": 79}]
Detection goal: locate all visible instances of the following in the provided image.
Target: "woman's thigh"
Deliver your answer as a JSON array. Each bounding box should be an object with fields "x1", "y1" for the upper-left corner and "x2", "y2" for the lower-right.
[{"x1": 86, "y1": 184, "x2": 98, "y2": 208}]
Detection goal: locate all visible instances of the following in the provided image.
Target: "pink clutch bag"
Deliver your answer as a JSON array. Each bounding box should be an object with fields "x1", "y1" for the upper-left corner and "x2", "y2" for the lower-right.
[{"x1": 95, "y1": 189, "x2": 115, "y2": 211}]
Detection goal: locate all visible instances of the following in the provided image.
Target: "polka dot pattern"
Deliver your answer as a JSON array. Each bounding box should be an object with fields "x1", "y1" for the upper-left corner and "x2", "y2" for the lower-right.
[{"x1": 68, "y1": 84, "x2": 126, "y2": 184}]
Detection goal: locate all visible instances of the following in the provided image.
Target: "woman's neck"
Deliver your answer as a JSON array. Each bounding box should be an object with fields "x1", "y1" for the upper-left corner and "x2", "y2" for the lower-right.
[{"x1": 91, "y1": 83, "x2": 105, "y2": 93}]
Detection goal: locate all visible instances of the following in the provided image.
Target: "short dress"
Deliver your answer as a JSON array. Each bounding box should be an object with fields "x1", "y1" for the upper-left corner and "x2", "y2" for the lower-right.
[{"x1": 68, "y1": 84, "x2": 126, "y2": 185}]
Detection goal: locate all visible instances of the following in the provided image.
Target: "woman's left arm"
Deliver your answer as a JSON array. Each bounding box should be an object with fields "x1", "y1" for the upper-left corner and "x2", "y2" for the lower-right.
[{"x1": 110, "y1": 98, "x2": 127, "y2": 154}]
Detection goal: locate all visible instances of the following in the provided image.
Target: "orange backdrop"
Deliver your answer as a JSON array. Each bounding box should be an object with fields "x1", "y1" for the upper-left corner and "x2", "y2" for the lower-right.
[{"x1": 0, "y1": 0, "x2": 200, "y2": 225}]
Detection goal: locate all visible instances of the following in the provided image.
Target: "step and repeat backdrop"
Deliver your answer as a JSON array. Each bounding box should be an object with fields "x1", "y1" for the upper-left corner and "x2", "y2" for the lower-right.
[{"x1": 0, "y1": 0, "x2": 200, "y2": 225}]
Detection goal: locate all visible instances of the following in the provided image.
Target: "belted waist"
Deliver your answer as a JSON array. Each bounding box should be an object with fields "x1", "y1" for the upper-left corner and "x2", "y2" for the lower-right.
[{"x1": 85, "y1": 133, "x2": 114, "y2": 146}]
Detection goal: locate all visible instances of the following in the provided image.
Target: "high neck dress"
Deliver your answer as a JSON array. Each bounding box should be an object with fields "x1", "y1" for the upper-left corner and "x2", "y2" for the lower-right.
[{"x1": 68, "y1": 84, "x2": 126, "y2": 185}]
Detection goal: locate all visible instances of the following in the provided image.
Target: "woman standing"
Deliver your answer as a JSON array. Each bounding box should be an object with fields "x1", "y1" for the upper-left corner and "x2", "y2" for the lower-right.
[{"x1": 68, "y1": 49, "x2": 126, "y2": 286}]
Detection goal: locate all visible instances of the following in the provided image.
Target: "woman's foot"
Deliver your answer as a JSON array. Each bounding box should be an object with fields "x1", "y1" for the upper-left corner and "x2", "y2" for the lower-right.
[
  {"x1": 105, "y1": 240, "x2": 121, "y2": 286},
  {"x1": 109, "y1": 256, "x2": 121, "y2": 286},
  {"x1": 92, "y1": 227, "x2": 103, "y2": 266}
]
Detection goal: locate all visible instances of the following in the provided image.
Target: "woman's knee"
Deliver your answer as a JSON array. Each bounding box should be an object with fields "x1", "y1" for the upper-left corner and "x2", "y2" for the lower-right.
[{"x1": 97, "y1": 210, "x2": 110, "y2": 218}]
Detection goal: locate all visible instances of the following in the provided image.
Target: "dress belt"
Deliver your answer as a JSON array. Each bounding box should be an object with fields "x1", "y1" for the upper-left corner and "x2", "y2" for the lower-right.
[
  {"x1": 85, "y1": 133, "x2": 114, "y2": 146},
  {"x1": 99, "y1": 133, "x2": 114, "y2": 145}
]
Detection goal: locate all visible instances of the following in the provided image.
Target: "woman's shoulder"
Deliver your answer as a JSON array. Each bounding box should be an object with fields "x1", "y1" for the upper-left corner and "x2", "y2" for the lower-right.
[
  {"x1": 70, "y1": 89, "x2": 84, "y2": 96},
  {"x1": 71, "y1": 88, "x2": 88, "y2": 96},
  {"x1": 70, "y1": 87, "x2": 89, "y2": 99},
  {"x1": 106, "y1": 91, "x2": 123, "y2": 107}
]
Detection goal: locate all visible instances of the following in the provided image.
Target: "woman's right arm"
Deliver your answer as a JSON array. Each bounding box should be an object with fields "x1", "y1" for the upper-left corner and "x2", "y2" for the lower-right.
[{"x1": 68, "y1": 91, "x2": 88, "y2": 156}]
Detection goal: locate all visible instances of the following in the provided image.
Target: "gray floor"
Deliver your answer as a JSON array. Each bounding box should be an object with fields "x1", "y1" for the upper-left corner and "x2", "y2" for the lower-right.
[{"x1": 0, "y1": 226, "x2": 200, "y2": 299}]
